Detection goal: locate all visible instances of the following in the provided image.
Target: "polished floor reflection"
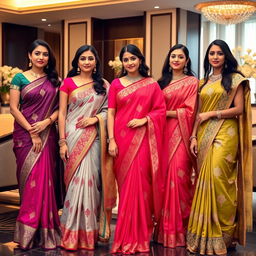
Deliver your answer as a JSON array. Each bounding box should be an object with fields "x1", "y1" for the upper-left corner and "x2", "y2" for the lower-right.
[{"x1": 0, "y1": 191, "x2": 255, "y2": 256}]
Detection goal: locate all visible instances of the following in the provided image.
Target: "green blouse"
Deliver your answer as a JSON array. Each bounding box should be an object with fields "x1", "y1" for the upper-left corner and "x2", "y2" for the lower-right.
[
  {"x1": 10, "y1": 73, "x2": 31, "y2": 104},
  {"x1": 10, "y1": 73, "x2": 30, "y2": 91}
]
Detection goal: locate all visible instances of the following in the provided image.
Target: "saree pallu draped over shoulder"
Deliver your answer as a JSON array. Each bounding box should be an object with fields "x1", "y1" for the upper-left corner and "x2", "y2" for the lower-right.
[
  {"x1": 111, "y1": 77, "x2": 166, "y2": 254},
  {"x1": 187, "y1": 73, "x2": 252, "y2": 255},
  {"x1": 155, "y1": 76, "x2": 198, "y2": 248},
  {"x1": 13, "y1": 76, "x2": 61, "y2": 249},
  {"x1": 60, "y1": 81, "x2": 116, "y2": 251}
]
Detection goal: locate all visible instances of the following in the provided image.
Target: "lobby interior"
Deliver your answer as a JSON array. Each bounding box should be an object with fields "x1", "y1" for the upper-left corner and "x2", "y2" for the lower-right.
[{"x1": 0, "y1": 0, "x2": 256, "y2": 255}]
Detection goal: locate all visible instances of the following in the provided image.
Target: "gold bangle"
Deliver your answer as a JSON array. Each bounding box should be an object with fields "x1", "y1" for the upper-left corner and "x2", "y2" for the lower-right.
[
  {"x1": 58, "y1": 138, "x2": 67, "y2": 146},
  {"x1": 216, "y1": 110, "x2": 222, "y2": 119},
  {"x1": 107, "y1": 137, "x2": 114, "y2": 143},
  {"x1": 189, "y1": 136, "x2": 197, "y2": 141}
]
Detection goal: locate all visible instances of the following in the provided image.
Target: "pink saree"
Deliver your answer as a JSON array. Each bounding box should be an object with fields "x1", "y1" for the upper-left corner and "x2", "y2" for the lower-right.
[
  {"x1": 60, "y1": 79, "x2": 116, "y2": 250},
  {"x1": 155, "y1": 76, "x2": 198, "y2": 248},
  {"x1": 12, "y1": 76, "x2": 61, "y2": 249},
  {"x1": 109, "y1": 77, "x2": 166, "y2": 254}
]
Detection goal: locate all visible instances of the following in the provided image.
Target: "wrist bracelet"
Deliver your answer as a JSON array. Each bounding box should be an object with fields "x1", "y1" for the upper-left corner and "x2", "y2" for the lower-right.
[
  {"x1": 58, "y1": 138, "x2": 67, "y2": 146},
  {"x1": 48, "y1": 116, "x2": 54, "y2": 124},
  {"x1": 107, "y1": 137, "x2": 114, "y2": 143},
  {"x1": 216, "y1": 110, "x2": 222, "y2": 119},
  {"x1": 189, "y1": 136, "x2": 197, "y2": 141}
]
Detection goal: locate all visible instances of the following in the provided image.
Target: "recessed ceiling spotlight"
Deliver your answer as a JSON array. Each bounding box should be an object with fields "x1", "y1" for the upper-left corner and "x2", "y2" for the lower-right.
[
  {"x1": 48, "y1": 24, "x2": 51, "y2": 27},
  {"x1": 154, "y1": 6, "x2": 160, "y2": 9},
  {"x1": 41, "y1": 18, "x2": 47, "y2": 21}
]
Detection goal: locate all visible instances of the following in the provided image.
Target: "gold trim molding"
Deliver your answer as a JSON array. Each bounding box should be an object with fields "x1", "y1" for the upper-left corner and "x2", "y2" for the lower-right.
[{"x1": 0, "y1": 0, "x2": 142, "y2": 14}]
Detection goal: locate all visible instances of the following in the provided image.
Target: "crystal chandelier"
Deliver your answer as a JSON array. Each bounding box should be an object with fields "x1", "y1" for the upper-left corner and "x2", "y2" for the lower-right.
[{"x1": 195, "y1": 1, "x2": 256, "y2": 25}]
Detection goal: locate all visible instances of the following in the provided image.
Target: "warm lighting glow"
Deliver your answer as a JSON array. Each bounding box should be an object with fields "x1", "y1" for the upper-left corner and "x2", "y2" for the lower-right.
[
  {"x1": 15, "y1": 0, "x2": 79, "y2": 8},
  {"x1": 154, "y1": 6, "x2": 160, "y2": 9},
  {"x1": 41, "y1": 18, "x2": 47, "y2": 21},
  {"x1": 195, "y1": 1, "x2": 256, "y2": 25}
]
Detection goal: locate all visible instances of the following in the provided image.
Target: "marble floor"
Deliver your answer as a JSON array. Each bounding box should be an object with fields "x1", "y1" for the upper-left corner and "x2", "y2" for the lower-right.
[{"x1": 0, "y1": 191, "x2": 255, "y2": 256}]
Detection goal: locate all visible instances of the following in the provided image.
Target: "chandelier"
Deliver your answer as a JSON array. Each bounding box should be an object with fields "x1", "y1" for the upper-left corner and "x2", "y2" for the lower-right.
[{"x1": 195, "y1": 1, "x2": 256, "y2": 25}]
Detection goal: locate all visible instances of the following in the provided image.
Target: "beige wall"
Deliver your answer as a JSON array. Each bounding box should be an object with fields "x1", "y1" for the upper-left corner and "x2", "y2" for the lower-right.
[
  {"x1": 63, "y1": 18, "x2": 91, "y2": 77},
  {"x1": 145, "y1": 9, "x2": 177, "y2": 80},
  {"x1": 0, "y1": 23, "x2": 2, "y2": 67}
]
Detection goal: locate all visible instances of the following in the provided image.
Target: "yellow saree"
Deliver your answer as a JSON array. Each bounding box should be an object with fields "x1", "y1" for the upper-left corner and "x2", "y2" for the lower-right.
[{"x1": 187, "y1": 73, "x2": 252, "y2": 255}]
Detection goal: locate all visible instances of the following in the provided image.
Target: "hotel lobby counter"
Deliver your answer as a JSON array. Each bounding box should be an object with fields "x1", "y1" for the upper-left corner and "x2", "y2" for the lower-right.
[{"x1": 0, "y1": 114, "x2": 14, "y2": 140}]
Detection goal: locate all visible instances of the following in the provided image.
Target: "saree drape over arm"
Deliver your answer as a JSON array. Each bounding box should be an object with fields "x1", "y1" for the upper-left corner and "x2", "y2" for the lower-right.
[
  {"x1": 187, "y1": 73, "x2": 252, "y2": 255},
  {"x1": 60, "y1": 78, "x2": 116, "y2": 251},
  {"x1": 155, "y1": 76, "x2": 198, "y2": 248},
  {"x1": 109, "y1": 78, "x2": 166, "y2": 254},
  {"x1": 11, "y1": 74, "x2": 61, "y2": 249}
]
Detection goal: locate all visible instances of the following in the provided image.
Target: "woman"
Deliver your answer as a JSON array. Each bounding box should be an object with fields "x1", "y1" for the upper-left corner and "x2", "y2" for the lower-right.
[
  {"x1": 10, "y1": 39, "x2": 61, "y2": 249},
  {"x1": 187, "y1": 39, "x2": 252, "y2": 255},
  {"x1": 58, "y1": 45, "x2": 116, "y2": 251},
  {"x1": 108, "y1": 44, "x2": 166, "y2": 254},
  {"x1": 154, "y1": 44, "x2": 198, "y2": 248}
]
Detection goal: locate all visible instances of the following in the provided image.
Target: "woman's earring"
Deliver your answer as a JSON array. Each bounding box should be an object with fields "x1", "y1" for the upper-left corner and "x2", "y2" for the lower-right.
[
  {"x1": 93, "y1": 67, "x2": 96, "y2": 74},
  {"x1": 184, "y1": 65, "x2": 188, "y2": 74},
  {"x1": 29, "y1": 60, "x2": 32, "y2": 67},
  {"x1": 225, "y1": 63, "x2": 228, "y2": 69},
  {"x1": 77, "y1": 67, "x2": 81, "y2": 74},
  {"x1": 169, "y1": 66, "x2": 172, "y2": 72}
]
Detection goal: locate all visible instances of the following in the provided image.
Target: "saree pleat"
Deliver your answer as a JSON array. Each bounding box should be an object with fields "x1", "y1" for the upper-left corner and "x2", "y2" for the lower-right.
[
  {"x1": 12, "y1": 76, "x2": 61, "y2": 249},
  {"x1": 187, "y1": 73, "x2": 252, "y2": 255},
  {"x1": 110, "y1": 78, "x2": 166, "y2": 254}
]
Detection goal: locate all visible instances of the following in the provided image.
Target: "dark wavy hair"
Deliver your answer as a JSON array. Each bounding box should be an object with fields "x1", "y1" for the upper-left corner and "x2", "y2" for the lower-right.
[
  {"x1": 28, "y1": 39, "x2": 60, "y2": 87},
  {"x1": 158, "y1": 44, "x2": 195, "y2": 89},
  {"x1": 67, "y1": 45, "x2": 106, "y2": 95},
  {"x1": 201, "y1": 39, "x2": 244, "y2": 93},
  {"x1": 119, "y1": 44, "x2": 150, "y2": 78}
]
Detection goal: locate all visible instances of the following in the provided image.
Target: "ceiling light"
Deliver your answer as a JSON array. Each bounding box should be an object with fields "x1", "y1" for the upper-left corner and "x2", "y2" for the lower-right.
[
  {"x1": 41, "y1": 18, "x2": 47, "y2": 21},
  {"x1": 154, "y1": 6, "x2": 160, "y2": 9},
  {"x1": 48, "y1": 24, "x2": 51, "y2": 27},
  {"x1": 195, "y1": 1, "x2": 256, "y2": 25}
]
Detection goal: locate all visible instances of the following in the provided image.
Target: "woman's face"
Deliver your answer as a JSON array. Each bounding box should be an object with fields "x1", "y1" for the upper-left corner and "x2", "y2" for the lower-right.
[
  {"x1": 29, "y1": 45, "x2": 49, "y2": 69},
  {"x1": 169, "y1": 49, "x2": 188, "y2": 71},
  {"x1": 208, "y1": 45, "x2": 225, "y2": 69},
  {"x1": 122, "y1": 51, "x2": 141, "y2": 75},
  {"x1": 78, "y1": 50, "x2": 96, "y2": 74}
]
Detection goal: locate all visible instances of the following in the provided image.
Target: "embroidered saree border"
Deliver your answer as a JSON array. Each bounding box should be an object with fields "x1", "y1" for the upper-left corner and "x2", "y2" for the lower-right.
[
  {"x1": 64, "y1": 126, "x2": 97, "y2": 187},
  {"x1": 168, "y1": 125, "x2": 182, "y2": 165},
  {"x1": 69, "y1": 82, "x2": 94, "y2": 104},
  {"x1": 163, "y1": 76, "x2": 195, "y2": 94},
  {"x1": 61, "y1": 224, "x2": 98, "y2": 250},
  {"x1": 14, "y1": 221, "x2": 60, "y2": 249},
  {"x1": 118, "y1": 126, "x2": 146, "y2": 187},
  {"x1": 21, "y1": 76, "x2": 47, "y2": 99},
  {"x1": 117, "y1": 77, "x2": 154, "y2": 99}
]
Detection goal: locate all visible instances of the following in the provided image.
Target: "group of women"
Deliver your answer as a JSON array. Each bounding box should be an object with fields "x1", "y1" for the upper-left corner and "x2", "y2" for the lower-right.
[{"x1": 9, "y1": 38, "x2": 252, "y2": 255}]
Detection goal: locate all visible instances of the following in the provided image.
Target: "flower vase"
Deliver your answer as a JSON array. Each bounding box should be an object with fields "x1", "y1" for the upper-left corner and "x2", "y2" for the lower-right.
[{"x1": 0, "y1": 91, "x2": 10, "y2": 105}]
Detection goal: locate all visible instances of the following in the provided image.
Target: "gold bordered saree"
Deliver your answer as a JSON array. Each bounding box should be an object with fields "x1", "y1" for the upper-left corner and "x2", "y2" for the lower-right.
[{"x1": 186, "y1": 73, "x2": 252, "y2": 255}]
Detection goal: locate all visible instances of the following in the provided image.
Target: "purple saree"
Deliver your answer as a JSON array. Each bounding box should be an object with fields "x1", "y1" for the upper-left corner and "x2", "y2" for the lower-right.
[{"x1": 12, "y1": 76, "x2": 61, "y2": 249}]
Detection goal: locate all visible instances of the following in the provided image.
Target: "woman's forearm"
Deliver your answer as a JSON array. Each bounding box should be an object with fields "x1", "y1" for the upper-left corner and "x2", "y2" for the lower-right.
[
  {"x1": 107, "y1": 110, "x2": 115, "y2": 139},
  {"x1": 10, "y1": 107, "x2": 32, "y2": 131},
  {"x1": 166, "y1": 110, "x2": 177, "y2": 118}
]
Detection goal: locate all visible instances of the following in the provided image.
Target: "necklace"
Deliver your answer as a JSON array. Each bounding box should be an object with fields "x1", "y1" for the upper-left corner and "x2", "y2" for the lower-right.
[
  {"x1": 209, "y1": 73, "x2": 222, "y2": 82},
  {"x1": 125, "y1": 75, "x2": 143, "y2": 84},
  {"x1": 172, "y1": 74, "x2": 186, "y2": 81},
  {"x1": 30, "y1": 70, "x2": 44, "y2": 79}
]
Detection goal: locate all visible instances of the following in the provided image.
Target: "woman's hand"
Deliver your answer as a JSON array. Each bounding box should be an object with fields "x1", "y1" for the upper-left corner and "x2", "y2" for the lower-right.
[
  {"x1": 197, "y1": 111, "x2": 214, "y2": 124},
  {"x1": 60, "y1": 144, "x2": 69, "y2": 163},
  {"x1": 190, "y1": 138, "x2": 198, "y2": 158},
  {"x1": 31, "y1": 134, "x2": 42, "y2": 153},
  {"x1": 108, "y1": 139, "x2": 118, "y2": 157},
  {"x1": 30, "y1": 119, "x2": 51, "y2": 134},
  {"x1": 127, "y1": 118, "x2": 147, "y2": 128},
  {"x1": 76, "y1": 117, "x2": 98, "y2": 129}
]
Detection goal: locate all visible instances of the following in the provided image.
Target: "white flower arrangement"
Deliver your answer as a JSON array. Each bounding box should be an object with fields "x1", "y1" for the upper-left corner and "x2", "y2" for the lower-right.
[
  {"x1": 232, "y1": 47, "x2": 256, "y2": 78},
  {"x1": 0, "y1": 65, "x2": 23, "y2": 92},
  {"x1": 108, "y1": 56, "x2": 122, "y2": 74}
]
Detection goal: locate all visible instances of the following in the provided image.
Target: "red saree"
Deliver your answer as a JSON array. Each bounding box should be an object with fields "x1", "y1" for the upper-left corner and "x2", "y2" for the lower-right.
[
  {"x1": 155, "y1": 76, "x2": 198, "y2": 248},
  {"x1": 108, "y1": 77, "x2": 166, "y2": 254}
]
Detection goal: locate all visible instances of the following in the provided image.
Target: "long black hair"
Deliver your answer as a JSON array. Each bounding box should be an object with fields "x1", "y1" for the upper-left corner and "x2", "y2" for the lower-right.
[
  {"x1": 201, "y1": 39, "x2": 244, "y2": 93},
  {"x1": 67, "y1": 45, "x2": 106, "y2": 95},
  {"x1": 119, "y1": 44, "x2": 150, "y2": 78},
  {"x1": 28, "y1": 39, "x2": 60, "y2": 87},
  {"x1": 158, "y1": 44, "x2": 194, "y2": 90}
]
